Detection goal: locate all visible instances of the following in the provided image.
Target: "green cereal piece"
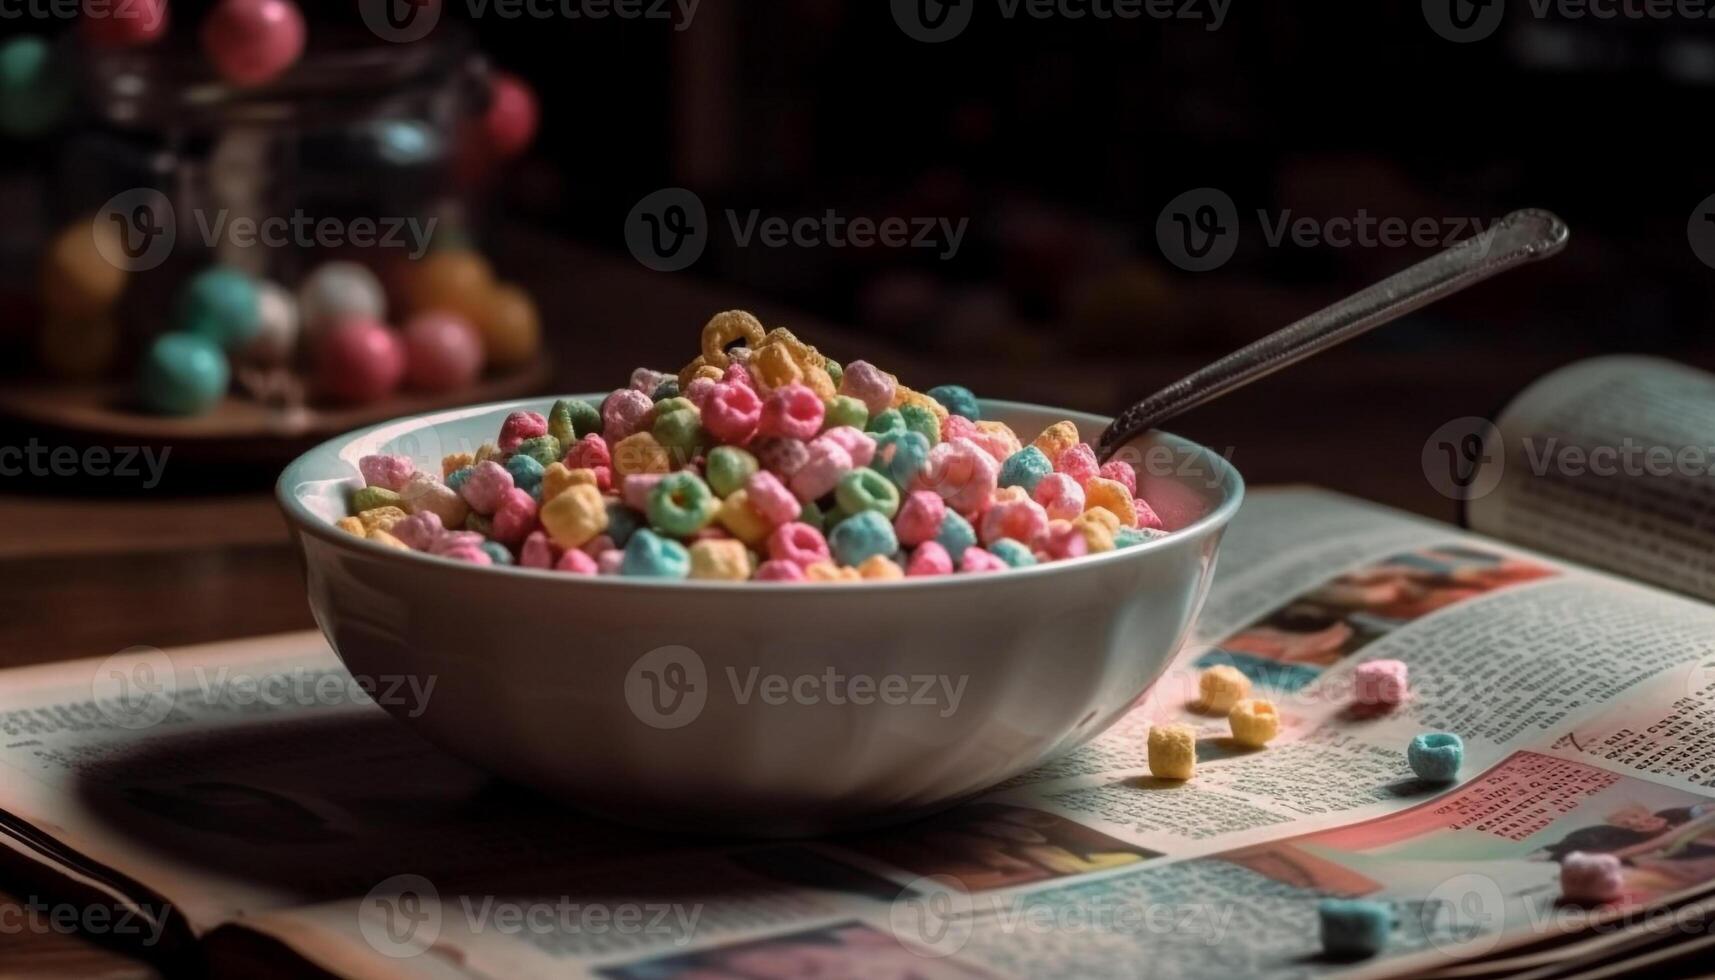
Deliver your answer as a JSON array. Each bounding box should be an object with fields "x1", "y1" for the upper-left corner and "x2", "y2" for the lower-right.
[
  {"x1": 823, "y1": 358, "x2": 843, "y2": 387},
  {"x1": 647, "y1": 472, "x2": 718, "y2": 538},
  {"x1": 652, "y1": 407, "x2": 707, "y2": 458},
  {"x1": 549, "y1": 398, "x2": 602, "y2": 444},
  {"x1": 834, "y1": 468, "x2": 901, "y2": 519},
  {"x1": 352, "y1": 486, "x2": 402, "y2": 513},
  {"x1": 652, "y1": 396, "x2": 697, "y2": 417},
  {"x1": 899, "y1": 404, "x2": 939, "y2": 445},
  {"x1": 514, "y1": 435, "x2": 562, "y2": 468},
  {"x1": 799, "y1": 499, "x2": 826, "y2": 531},
  {"x1": 705, "y1": 446, "x2": 758, "y2": 498},
  {"x1": 824, "y1": 395, "x2": 868, "y2": 432},
  {"x1": 651, "y1": 380, "x2": 680, "y2": 402},
  {"x1": 867, "y1": 408, "x2": 905, "y2": 435}
]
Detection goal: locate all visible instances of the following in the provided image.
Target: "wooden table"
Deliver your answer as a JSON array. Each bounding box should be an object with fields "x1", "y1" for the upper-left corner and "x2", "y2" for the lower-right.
[{"x1": 0, "y1": 233, "x2": 1615, "y2": 978}]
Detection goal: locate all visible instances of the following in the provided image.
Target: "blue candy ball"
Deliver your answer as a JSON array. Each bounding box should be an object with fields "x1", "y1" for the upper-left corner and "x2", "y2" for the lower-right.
[
  {"x1": 176, "y1": 266, "x2": 262, "y2": 349},
  {"x1": 926, "y1": 384, "x2": 980, "y2": 421},
  {"x1": 828, "y1": 510, "x2": 899, "y2": 567},
  {"x1": 998, "y1": 446, "x2": 1053, "y2": 493},
  {"x1": 137, "y1": 332, "x2": 229, "y2": 416}
]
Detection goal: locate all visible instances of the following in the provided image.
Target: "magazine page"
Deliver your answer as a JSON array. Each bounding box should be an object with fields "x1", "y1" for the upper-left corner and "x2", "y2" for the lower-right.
[
  {"x1": 1466, "y1": 355, "x2": 1715, "y2": 603},
  {"x1": 4, "y1": 489, "x2": 1715, "y2": 979}
]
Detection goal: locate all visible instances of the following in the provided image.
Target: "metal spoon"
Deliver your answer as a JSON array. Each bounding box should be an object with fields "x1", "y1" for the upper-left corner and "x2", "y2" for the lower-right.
[{"x1": 1096, "y1": 208, "x2": 1570, "y2": 461}]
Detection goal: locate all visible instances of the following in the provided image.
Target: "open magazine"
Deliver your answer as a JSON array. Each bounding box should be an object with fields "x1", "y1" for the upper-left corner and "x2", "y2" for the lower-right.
[{"x1": 5, "y1": 357, "x2": 1715, "y2": 979}]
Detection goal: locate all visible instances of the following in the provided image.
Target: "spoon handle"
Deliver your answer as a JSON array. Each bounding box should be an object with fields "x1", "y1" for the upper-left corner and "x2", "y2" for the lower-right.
[{"x1": 1097, "y1": 208, "x2": 1570, "y2": 461}]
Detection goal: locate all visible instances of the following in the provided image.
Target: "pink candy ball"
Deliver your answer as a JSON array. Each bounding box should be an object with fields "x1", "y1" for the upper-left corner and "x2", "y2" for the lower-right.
[
  {"x1": 81, "y1": 0, "x2": 169, "y2": 48},
  {"x1": 201, "y1": 0, "x2": 306, "y2": 87},
  {"x1": 1354, "y1": 659, "x2": 1409, "y2": 706},
  {"x1": 315, "y1": 317, "x2": 405, "y2": 405},
  {"x1": 486, "y1": 71, "x2": 539, "y2": 159},
  {"x1": 404, "y1": 312, "x2": 484, "y2": 393}
]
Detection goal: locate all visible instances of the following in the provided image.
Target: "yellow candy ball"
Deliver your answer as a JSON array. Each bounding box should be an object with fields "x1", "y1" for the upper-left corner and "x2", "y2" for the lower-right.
[
  {"x1": 41, "y1": 221, "x2": 127, "y2": 319},
  {"x1": 477, "y1": 283, "x2": 541, "y2": 371},
  {"x1": 406, "y1": 249, "x2": 495, "y2": 321}
]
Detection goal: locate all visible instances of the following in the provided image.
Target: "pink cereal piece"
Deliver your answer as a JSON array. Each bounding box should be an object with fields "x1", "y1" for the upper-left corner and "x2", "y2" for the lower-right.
[
  {"x1": 916, "y1": 437, "x2": 999, "y2": 516},
  {"x1": 979, "y1": 497, "x2": 1049, "y2": 546},
  {"x1": 895, "y1": 490, "x2": 947, "y2": 547},
  {"x1": 752, "y1": 437, "x2": 809, "y2": 479},
  {"x1": 1134, "y1": 496, "x2": 1164, "y2": 531},
  {"x1": 683, "y1": 376, "x2": 718, "y2": 408},
  {"x1": 1035, "y1": 520, "x2": 1088, "y2": 561},
  {"x1": 581, "y1": 534, "x2": 616, "y2": 558},
  {"x1": 758, "y1": 384, "x2": 825, "y2": 441},
  {"x1": 703, "y1": 382, "x2": 763, "y2": 444},
  {"x1": 961, "y1": 547, "x2": 1008, "y2": 573},
  {"x1": 1099, "y1": 460, "x2": 1138, "y2": 497},
  {"x1": 390, "y1": 511, "x2": 444, "y2": 551},
  {"x1": 746, "y1": 470, "x2": 802, "y2": 527},
  {"x1": 789, "y1": 440, "x2": 852, "y2": 502},
  {"x1": 589, "y1": 466, "x2": 613, "y2": 492},
  {"x1": 754, "y1": 559, "x2": 807, "y2": 582},
  {"x1": 520, "y1": 531, "x2": 556, "y2": 569},
  {"x1": 965, "y1": 427, "x2": 1017, "y2": 465},
  {"x1": 839, "y1": 360, "x2": 896, "y2": 416},
  {"x1": 498, "y1": 410, "x2": 549, "y2": 452},
  {"x1": 596, "y1": 549, "x2": 625, "y2": 575},
  {"x1": 358, "y1": 454, "x2": 415, "y2": 491},
  {"x1": 1056, "y1": 443, "x2": 1100, "y2": 486},
  {"x1": 491, "y1": 488, "x2": 539, "y2": 546},
  {"x1": 622, "y1": 473, "x2": 667, "y2": 512},
  {"x1": 429, "y1": 530, "x2": 484, "y2": 554},
  {"x1": 906, "y1": 540, "x2": 954, "y2": 576},
  {"x1": 601, "y1": 388, "x2": 655, "y2": 442},
  {"x1": 459, "y1": 459, "x2": 515, "y2": 514},
  {"x1": 941, "y1": 415, "x2": 978, "y2": 443},
  {"x1": 1354, "y1": 659, "x2": 1410, "y2": 706},
  {"x1": 564, "y1": 433, "x2": 612, "y2": 471},
  {"x1": 631, "y1": 367, "x2": 672, "y2": 392},
  {"x1": 816, "y1": 426, "x2": 876, "y2": 468},
  {"x1": 767, "y1": 522, "x2": 831, "y2": 568},
  {"x1": 438, "y1": 544, "x2": 493, "y2": 565},
  {"x1": 556, "y1": 549, "x2": 599, "y2": 574},
  {"x1": 721, "y1": 362, "x2": 757, "y2": 390},
  {"x1": 1033, "y1": 473, "x2": 1085, "y2": 521},
  {"x1": 1560, "y1": 852, "x2": 1624, "y2": 904}
]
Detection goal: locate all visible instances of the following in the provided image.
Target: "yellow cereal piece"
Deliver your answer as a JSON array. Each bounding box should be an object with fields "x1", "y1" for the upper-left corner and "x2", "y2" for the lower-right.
[
  {"x1": 975, "y1": 420, "x2": 1023, "y2": 459},
  {"x1": 442, "y1": 452, "x2": 474, "y2": 477},
  {"x1": 1148, "y1": 723, "x2": 1197, "y2": 781},
  {"x1": 891, "y1": 385, "x2": 948, "y2": 422},
  {"x1": 747, "y1": 343, "x2": 804, "y2": 391},
  {"x1": 538, "y1": 484, "x2": 608, "y2": 549},
  {"x1": 367, "y1": 529, "x2": 410, "y2": 550},
  {"x1": 805, "y1": 561, "x2": 862, "y2": 582},
  {"x1": 336, "y1": 516, "x2": 366, "y2": 537},
  {"x1": 541, "y1": 463, "x2": 599, "y2": 503},
  {"x1": 400, "y1": 473, "x2": 469, "y2": 529},
  {"x1": 1032, "y1": 420, "x2": 1080, "y2": 460},
  {"x1": 858, "y1": 554, "x2": 905, "y2": 580},
  {"x1": 699, "y1": 310, "x2": 766, "y2": 369},
  {"x1": 473, "y1": 442, "x2": 501, "y2": 465},
  {"x1": 716, "y1": 490, "x2": 772, "y2": 546},
  {"x1": 1084, "y1": 478, "x2": 1137, "y2": 527},
  {"x1": 1228, "y1": 698, "x2": 1279, "y2": 748},
  {"x1": 688, "y1": 538, "x2": 751, "y2": 580},
  {"x1": 611, "y1": 432, "x2": 671, "y2": 479},
  {"x1": 1198, "y1": 665, "x2": 1252, "y2": 715},
  {"x1": 1071, "y1": 510, "x2": 1116, "y2": 553},
  {"x1": 993, "y1": 485, "x2": 1028, "y2": 504},
  {"x1": 357, "y1": 506, "x2": 409, "y2": 534}
]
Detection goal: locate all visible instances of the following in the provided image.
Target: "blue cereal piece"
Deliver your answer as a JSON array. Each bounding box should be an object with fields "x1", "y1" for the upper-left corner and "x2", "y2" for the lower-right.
[
  {"x1": 987, "y1": 538, "x2": 1037, "y2": 568},
  {"x1": 874, "y1": 429, "x2": 930, "y2": 489},
  {"x1": 604, "y1": 500, "x2": 641, "y2": 546},
  {"x1": 998, "y1": 446, "x2": 1053, "y2": 493},
  {"x1": 1318, "y1": 899, "x2": 1392, "y2": 958},
  {"x1": 480, "y1": 541, "x2": 514, "y2": 565},
  {"x1": 828, "y1": 510, "x2": 899, "y2": 567},
  {"x1": 866, "y1": 408, "x2": 906, "y2": 436},
  {"x1": 505, "y1": 453, "x2": 544, "y2": 493},
  {"x1": 935, "y1": 511, "x2": 977, "y2": 562},
  {"x1": 619, "y1": 529, "x2": 690, "y2": 578},
  {"x1": 445, "y1": 466, "x2": 475, "y2": 493},
  {"x1": 1408, "y1": 732, "x2": 1463, "y2": 782},
  {"x1": 926, "y1": 384, "x2": 980, "y2": 421},
  {"x1": 1115, "y1": 527, "x2": 1167, "y2": 548}
]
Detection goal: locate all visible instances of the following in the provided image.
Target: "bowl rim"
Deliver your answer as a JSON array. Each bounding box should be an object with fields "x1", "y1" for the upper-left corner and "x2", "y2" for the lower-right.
[{"x1": 276, "y1": 395, "x2": 1245, "y2": 593}]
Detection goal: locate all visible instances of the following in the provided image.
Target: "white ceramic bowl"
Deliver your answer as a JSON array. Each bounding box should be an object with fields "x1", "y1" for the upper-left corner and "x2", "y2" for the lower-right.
[{"x1": 278, "y1": 397, "x2": 1243, "y2": 836}]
